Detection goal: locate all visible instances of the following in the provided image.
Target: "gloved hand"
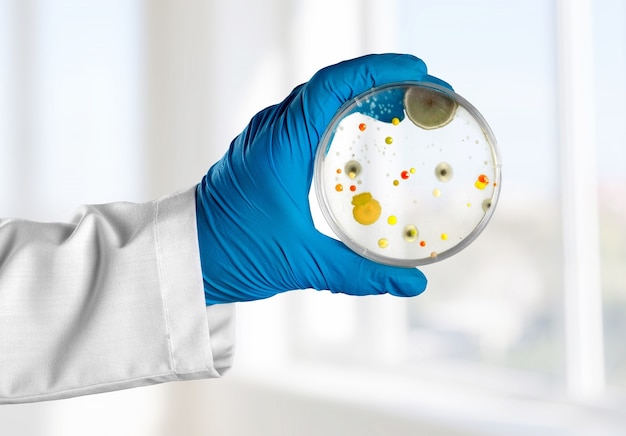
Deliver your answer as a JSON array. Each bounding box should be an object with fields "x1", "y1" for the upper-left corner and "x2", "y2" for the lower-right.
[{"x1": 196, "y1": 53, "x2": 449, "y2": 304}]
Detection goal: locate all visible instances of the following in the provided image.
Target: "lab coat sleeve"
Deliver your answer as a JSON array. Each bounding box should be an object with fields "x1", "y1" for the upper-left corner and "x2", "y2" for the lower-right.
[{"x1": 0, "y1": 187, "x2": 235, "y2": 404}]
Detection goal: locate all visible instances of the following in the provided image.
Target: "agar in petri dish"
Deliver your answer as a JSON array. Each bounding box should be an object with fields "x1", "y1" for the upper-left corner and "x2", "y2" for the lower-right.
[{"x1": 314, "y1": 81, "x2": 501, "y2": 267}]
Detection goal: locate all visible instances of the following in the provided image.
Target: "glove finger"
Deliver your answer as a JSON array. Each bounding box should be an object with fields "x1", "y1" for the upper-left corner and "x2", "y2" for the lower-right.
[
  {"x1": 270, "y1": 54, "x2": 431, "y2": 199},
  {"x1": 304, "y1": 233, "x2": 428, "y2": 298},
  {"x1": 300, "y1": 53, "x2": 429, "y2": 143},
  {"x1": 422, "y1": 73, "x2": 454, "y2": 91}
]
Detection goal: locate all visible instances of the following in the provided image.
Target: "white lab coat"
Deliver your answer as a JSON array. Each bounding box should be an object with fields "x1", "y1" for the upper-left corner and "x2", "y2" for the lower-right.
[{"x1": 0, "y1": 187, "x2": 235, "y2": 404}]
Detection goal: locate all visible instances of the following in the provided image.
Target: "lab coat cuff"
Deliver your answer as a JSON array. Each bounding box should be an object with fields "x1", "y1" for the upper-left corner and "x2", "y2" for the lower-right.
[{"x1": 155, "y1": 187, "x2": 235, "y2": 378}]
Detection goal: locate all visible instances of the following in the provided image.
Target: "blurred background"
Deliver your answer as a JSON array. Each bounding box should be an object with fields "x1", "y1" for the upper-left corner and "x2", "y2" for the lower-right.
[{"x1": 1, "y1": 0, "x2": 625, "y2": 434}]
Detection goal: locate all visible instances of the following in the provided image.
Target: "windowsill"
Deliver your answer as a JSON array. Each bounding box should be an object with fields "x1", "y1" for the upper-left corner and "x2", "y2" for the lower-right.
[{"x1": 228, "y1": 358, "x2": 626, "y2": 435}]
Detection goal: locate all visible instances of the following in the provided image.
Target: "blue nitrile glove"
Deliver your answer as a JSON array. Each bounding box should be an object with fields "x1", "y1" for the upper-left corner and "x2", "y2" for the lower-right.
[{"x1": 196, "y1": 54, "x2": 450, "y2": 305}]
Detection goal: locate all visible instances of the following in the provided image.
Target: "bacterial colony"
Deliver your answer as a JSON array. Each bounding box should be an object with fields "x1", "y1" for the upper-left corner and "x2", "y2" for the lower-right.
[{"x1": 317, "y1": 85, "x2": 500, "y2": 266}]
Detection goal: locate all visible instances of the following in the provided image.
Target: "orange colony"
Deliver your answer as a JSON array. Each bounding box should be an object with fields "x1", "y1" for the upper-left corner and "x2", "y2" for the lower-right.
[
  {"x1": 351, "y1": 192, "x2": 382, "y2": 225},
  {"x1": 474, "y1": 174, "x2": 489, "y2": 190}
]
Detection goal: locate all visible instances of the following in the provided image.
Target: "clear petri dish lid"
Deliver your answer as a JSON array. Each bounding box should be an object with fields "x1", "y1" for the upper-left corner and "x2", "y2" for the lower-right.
[{"x1": 314, "y1": 81, "x2": 501, "y2": 267}]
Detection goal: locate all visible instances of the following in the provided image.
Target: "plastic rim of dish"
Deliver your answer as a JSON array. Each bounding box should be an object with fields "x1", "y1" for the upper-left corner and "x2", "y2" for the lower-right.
[{"x1": 314, "y1": 81, "x2": 501, "y2": 267}]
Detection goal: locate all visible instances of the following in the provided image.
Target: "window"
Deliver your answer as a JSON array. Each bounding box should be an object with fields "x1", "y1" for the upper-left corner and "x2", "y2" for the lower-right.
[
  {"x1": 0, "y1": 0, "x2": 142, "y2": 221},
  {"x1": 401, "y1": 0, "x2": 564, "y2": 380},
  {"x1": 594, "y1": 0, "x2": 626, "y2": 391},
  {"x1": 291, "y1": 0, "x2": 626, "y2": 409}
]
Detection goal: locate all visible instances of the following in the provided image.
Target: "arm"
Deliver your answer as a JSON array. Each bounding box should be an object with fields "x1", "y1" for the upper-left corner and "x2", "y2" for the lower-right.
[
  {"x1": 0, "y1": 188, "x2": 234, "y2": 404},
  {"x1": 1, "y1": 54, "x2": 444, "y2": 404}
]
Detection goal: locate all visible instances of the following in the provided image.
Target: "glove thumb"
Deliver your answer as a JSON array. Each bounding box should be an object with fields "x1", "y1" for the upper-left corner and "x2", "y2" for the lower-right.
[{"x1": 306, "y1": 234, "x2": 428, "y2": 297}]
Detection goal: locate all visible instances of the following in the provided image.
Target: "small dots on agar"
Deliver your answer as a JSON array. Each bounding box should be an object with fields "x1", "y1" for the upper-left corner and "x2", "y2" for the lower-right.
[
  {"x1": 419, "y1": 240, "x2": 426, "y2": 247},
  {"x1": 358, "y1": 123, "x2": 367, "y2": 131},
  {"x1": 441, "y1": 233, "x2": 448, "y2": 241},
  {"x1": 385, "y1": 136, "x2": 393, "y2": 145},
  {"x1": 430, "y1": 251, "x2": 438, "y2": 258},
  {"x1": 378, "y1": 238, "x2": 388, "y2": 248},
  {"x1": 403, "y1": 225, "x2": 419, "y2": 242},
  {"x1": 387, "y1": 215, "x2": 397, "y2": 225},
  {"x1": 349, "y1": 185, "x2": 357, "y2": 192},
  {"x1": 433, "y1": 188, "x2": 441, "y2": 197},
  {"x1": 478, "y1": 174, "x2": 489, "y2": 184},
  {"x1": 391, "y1": 117, "x2": 400, "y2": 126},
  {"x1": 467, "y1": 202, "x2": 472, "y2": 208},
  {"x1": 393, "y1": 180, "x2": 399, "y2": 186},
  {"x1": 401, "y1": 170, "x2": 410, "y2": 180},
  {"x1": 410, "y1": 168, "x2": 416, "y2": 174},
  {"x1": 335, "y1": 184, "x2": 343, "y2": 192}
]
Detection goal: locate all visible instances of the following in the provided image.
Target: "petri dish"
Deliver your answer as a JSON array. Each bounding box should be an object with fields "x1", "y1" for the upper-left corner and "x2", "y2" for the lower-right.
[{"x1": 314, "y1": 81, "x2": 501, "y2": 267}]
